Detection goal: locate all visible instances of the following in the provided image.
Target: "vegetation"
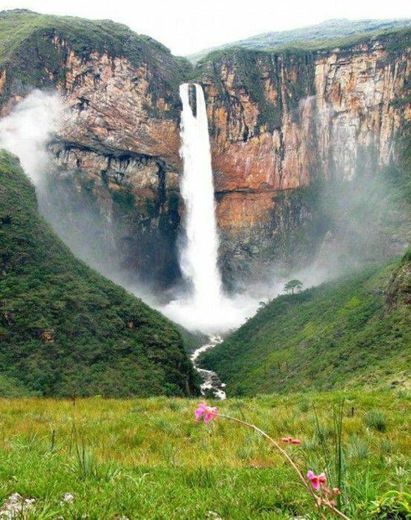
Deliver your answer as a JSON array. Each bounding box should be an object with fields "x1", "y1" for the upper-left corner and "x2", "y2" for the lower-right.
[
  {"x1": 0, "y1": 392, "x2": 407, "y2": 518},
  {"x1": 201, "y1": 255, "x2": 410, "y2": 396},
  {"x1": 0, "y1": 151, "x2": 197, "y2": 397},
  {"x1": 284, "y1": 279, "x2": 303, "y2": 294},
  {"x1": 189, "y1": 19, "x2": 411, "y2": 62},
  {"x1": 0, "y1": 9, "x2": 191, "y2": 113}
]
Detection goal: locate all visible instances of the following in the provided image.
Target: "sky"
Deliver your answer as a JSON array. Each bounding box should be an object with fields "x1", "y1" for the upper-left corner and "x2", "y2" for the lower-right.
[{"x1": 1, "y1": 0, "x2": 410, "y2": 55}]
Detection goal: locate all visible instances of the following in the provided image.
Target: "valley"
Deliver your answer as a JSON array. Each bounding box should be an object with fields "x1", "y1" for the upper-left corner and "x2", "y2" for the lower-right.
[
  {"x1": 0, "y1": 5, "x2": 410, "y2": 518},
  {"x1": 200, "y1": 254, "x2": 411, "y2": 395}
]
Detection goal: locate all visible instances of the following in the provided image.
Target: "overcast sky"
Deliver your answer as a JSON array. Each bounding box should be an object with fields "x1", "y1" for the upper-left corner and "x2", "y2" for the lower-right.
[{"x1": 1, "y1": 0, "x2": 410, "y2": 55}]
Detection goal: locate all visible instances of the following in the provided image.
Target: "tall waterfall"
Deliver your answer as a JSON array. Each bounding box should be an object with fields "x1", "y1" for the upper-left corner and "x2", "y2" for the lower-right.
[
  {"x1": 161, "y1": 83, "x2": 261, "y2": 333},
  {"x1": 179, "y1": 83, "x2": 223, "y2": 309}
]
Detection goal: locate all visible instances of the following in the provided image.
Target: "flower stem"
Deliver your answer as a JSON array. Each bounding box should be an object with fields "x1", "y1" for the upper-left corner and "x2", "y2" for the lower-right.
[{"x1": 217, "y1": 413, "x2": 350, "y2": 520}]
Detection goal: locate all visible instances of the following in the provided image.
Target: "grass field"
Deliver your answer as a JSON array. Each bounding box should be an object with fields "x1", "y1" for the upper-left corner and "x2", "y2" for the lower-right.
[{"x1": 0, "y1": 391, "x2": 409, "y2": 519}]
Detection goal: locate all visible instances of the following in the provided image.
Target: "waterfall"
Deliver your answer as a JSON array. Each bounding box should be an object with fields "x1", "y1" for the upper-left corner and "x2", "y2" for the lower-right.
[
  {"x1": 161, "y1": 83, "x2": 261, "y2": 333},
  {"x1": 178, "y1": 83, "x2": 223, "y2": 310}
]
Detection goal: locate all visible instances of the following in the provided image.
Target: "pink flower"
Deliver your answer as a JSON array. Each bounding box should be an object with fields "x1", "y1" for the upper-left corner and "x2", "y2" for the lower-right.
[
  {"x1": 281, "y1": 436, "x2": 301, "y2": 445},
  {"x1": 307, "y1": 470, "x2": 327, "y2": 491},
  {"x1": 194, "y1": 402, "x2": 218, "y2": 424}
]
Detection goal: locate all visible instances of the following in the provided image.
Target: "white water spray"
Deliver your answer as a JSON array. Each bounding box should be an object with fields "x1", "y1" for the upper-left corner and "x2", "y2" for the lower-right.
[
  {"x1": 0, "y1": 90, "x2": 64, "y2": 188},
  {"x1": 179, "y1": 83, "x2": 223, "y2": 309}
]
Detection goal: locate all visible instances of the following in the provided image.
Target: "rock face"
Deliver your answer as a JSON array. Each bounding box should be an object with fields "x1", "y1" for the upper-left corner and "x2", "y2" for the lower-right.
[
  {"x1": 51, "y1": 43, "x2": 186, "y2": 288},
  {"x1": 197, "y1": 35, "x2": 411, "y2": 281},
  {"x1": 0, "y1": 11, "x2": 187, "y2": 288},
  {"x1": 1, "y1": 11, "x2": 410, "y2": 288}
]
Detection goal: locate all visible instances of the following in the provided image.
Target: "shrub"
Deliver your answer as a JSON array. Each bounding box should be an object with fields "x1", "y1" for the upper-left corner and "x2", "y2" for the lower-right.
[
  {"x1": 363, "y1": 410, "x2": 387, "y2": 432},
  {"x1": 369, "y1": 490, "x2": 411, "y2": 519}
]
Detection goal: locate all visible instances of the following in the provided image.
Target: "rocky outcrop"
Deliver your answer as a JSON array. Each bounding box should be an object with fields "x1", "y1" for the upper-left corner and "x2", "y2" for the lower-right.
[
  {"x1": 385, "y1": 250, "x2": 411, "y2": 308},
  {"x1": 202, "y1": 41, "x2": 409, "y2": 192},
  {"x1": 60, "y1": 48, "x2": 182, "y2": 170},
  {"x1": 50, "y1": 46, "x2": 184, "y2": 286},
  {"x1": 47, "y1": 141, "x2": 182, "y2": 288},
  {"x1": 50, "y1": 47, "x2": 184, "y2": 286}
]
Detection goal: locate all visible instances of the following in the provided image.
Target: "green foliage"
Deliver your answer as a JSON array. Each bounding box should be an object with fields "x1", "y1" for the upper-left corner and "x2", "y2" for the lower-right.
[
  {"x1": 311, "y1": 399, "x2": 346, "y2": 510},
  {"x1": 284, "y1": 279, "x2": 303, "y2": 294},
  {"x1": 0, "y1": 374, "x2": 33, "y2": 397},
  {"x1": 0, "y1": 392, "x2": 407, "y2": 518},
  {"x1": 201, "y1": 256, "x2": 411, "y2": 396},
  {"x1": 369, "y1": 491, "x2": 411, "y2": 519},
  {"x1": 363, "y1": 410, "x2": 387, "y2": 432},
  {"x1": 0, "y1": 151, "x2": 197, "y2": 397}
]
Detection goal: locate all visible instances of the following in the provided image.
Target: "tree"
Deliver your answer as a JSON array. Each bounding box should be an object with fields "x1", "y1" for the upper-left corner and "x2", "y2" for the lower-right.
[{"x1": 284, "y1": 279, "x2": 303, "y2": 294}]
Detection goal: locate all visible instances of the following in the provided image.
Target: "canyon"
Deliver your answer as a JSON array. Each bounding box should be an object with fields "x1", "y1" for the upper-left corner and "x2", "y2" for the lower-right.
[{"x1": 1, "y1": 10, "x2": 410, "y2": 290}]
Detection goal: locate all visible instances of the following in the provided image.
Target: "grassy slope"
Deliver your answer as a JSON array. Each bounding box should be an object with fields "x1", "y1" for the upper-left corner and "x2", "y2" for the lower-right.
[
  {"x1": 0, "y1": 151, "x2": 197, "y2": 397},
  {"x1": 189, "y1": 19, "x2": 411, "y2": 62},
  {"x1": 0, "y1": 9, "x2": 165, "y2": 60},
  {"x1": 0, "y1": 393, "x2": 408, "y2": 518},
  {"x1": 201, "y1": 258, "x2": 411, "y2": 396}
]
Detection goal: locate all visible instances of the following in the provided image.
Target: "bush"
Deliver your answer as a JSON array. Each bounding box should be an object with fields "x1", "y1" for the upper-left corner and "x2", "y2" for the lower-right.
[
  {"x1": 363, "y1": 410, "x2": 387, "y2": 432},
  {"x1": 369, "y1": 490, "x2": 411, "y2": 519}
]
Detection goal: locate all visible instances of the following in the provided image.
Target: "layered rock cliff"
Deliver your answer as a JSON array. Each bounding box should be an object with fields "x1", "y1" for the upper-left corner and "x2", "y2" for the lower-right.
[
  {"x1": 0, "y1": 10, "x2": 186, "y2": 287},
  {"x1": 1, "y1": 10, "x2": 410, "y2": 289},
  {"x1": 196, "y1": 33, "x2": 411, "y2": 281}
]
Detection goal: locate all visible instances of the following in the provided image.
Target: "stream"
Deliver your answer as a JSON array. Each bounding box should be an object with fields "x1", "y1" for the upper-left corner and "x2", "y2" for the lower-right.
[{"x1": 190, "y1": 336, "x2": 226, "y2": 400}]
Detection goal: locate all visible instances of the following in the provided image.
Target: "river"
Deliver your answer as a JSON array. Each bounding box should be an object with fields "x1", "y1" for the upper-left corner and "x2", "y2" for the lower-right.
[{"x1": 190, "y1": 336, "x2": 226, "y2": 400}]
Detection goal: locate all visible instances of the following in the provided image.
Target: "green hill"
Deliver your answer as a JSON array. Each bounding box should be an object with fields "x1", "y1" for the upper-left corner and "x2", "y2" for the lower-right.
[
  {"x1": 0, "y1": 151, "x2": 197, "y2": 397},
  {"x1": 189, "y1": 18, "x2": 411, "y2": 62},
  {"x1": 201, "y1": 256, "x2": 411, "y2": 396}
]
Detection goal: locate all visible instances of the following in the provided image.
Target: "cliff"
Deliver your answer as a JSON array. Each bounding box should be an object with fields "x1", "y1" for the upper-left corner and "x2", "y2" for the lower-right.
[
  {"x1": 0, "y1": 9, "x2": 188, "y2": 287},
  {"x1": 1, "y1": 10, "x2": 410, "y2": 289},
  {"x1": 196, "y1": 33, "x2": 411, "y2": 281}
]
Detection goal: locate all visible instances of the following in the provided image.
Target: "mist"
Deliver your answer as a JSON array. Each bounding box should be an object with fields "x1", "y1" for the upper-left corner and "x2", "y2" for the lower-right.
[
  {"x1": 0, "y1": 90, "x2": 64, "y2": 188},
  {"x1": 0, "y1": 89, "x2": 282, "y2": 335}
]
